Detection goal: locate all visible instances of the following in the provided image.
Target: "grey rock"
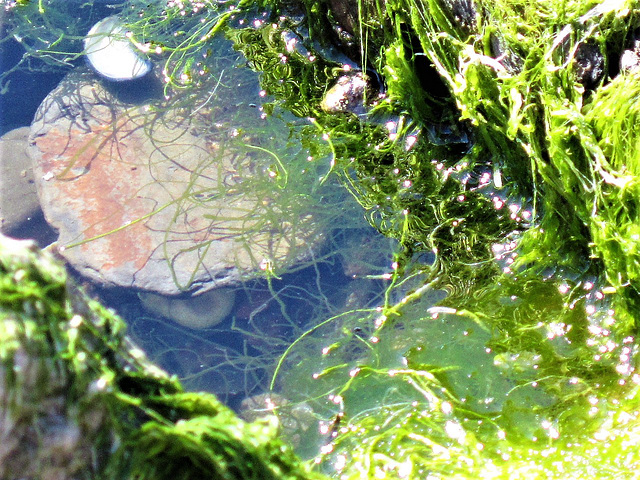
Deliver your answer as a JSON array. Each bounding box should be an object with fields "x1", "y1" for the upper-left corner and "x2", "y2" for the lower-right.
[
  {"x1": 0, "y1": 127, "x2": 43, "y2": 235},
  {"x1": 574, "y1": 40, "x2": 605, "y2": 88},
  {"x1": 0, "y1": 318, "x2": 108, "y2": 480},
  {"x1": 320, "y1": 70, "x2": 374, "y2": 115},
  {"x1": 138, "y1": 288, "x2": 236, "y2": 329},
  {"x1": 489, "y1": 33, "x2": 524, "y2": 74},
  {"x1": 28, "y1": 71, "x2": 321, "y2": 295},
  {"x1": 327, "y1": 0, "x2": 360, "y2": 36},
  {"x1": 441, "y1": 0, "x2": 477, "y2": 33}
]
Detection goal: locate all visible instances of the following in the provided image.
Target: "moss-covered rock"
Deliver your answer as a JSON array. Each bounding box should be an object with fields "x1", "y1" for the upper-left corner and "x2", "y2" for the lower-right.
[{"x1": 0, "y1": 235, "x2": 324, "y2": 480}]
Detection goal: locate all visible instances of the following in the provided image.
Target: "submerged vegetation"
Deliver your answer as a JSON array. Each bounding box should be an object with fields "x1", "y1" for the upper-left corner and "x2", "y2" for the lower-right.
[
  {"x1": 5, "y1": 0, "x2": 640, "y2": 478},
  {"x1": 0, "y1": 236, "x2": 324, "y2": 480}
]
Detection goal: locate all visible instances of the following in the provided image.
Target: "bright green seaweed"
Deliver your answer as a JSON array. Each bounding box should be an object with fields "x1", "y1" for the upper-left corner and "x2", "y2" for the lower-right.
[
  {"x1": 225, "y1": 0, "x2": 640, "y2": 476},
  {"x1": 0, "y1": 235, "x2": 325, "y2": 480},
  {"x1": 5, "y1": 0, "x2": 640, "y2": 478}
]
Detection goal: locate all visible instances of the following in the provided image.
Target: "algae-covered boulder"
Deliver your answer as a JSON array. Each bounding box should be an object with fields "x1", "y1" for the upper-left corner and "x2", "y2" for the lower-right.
[
  {"x1": 0, "y1": 234, "x2": 324, "y2": 480},
  {"x1": 28, "y1": 68, "x2": 322, "y2": 296}
]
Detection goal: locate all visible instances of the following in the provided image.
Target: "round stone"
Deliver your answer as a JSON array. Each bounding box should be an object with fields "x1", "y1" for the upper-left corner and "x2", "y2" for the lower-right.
[
  {"x1": 28, "y1": 70, "x2": 320, "y2": 295},
  {"x1": 138, "y1": 288, "x2": 236, "y2": 329},
  {"x1": 320, "y1": 71, "x2": 371, "y2": 115},
  {"x1": 84, "y1": 16, "x2": 152, "y2": 81}
]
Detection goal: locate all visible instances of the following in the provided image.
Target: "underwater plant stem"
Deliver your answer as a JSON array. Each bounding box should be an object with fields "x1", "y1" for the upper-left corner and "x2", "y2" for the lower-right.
[
  {"x1": 269, "y1": 308, "x2": 374, "y2": 390},
  {"x1": 244, "y1": 144, "x2": 288, "y2": 188},
  {"x1": 309, "y1": 118, "x2": 337, "y2": 184},
  {"x1": 63, "y1": 199, "x2": 176, "y2": 250},
  {"x1": 204, "y1": 0, "x2": 255, "y2": 40}
]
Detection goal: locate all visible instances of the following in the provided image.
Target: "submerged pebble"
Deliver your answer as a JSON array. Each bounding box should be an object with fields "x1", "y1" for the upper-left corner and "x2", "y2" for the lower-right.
[
  {"x1": 320, "y1": 71, "x2": 372, "y2": 115},
  {"x1": 239, "y1": 393, "x2": 315, "y2": 447},
  {"x1": 138, "y1": 288, "x2": 236, "y2": 329},
  {"x1": 84, "y1": 16, "x2": 152, "y2": 81}
]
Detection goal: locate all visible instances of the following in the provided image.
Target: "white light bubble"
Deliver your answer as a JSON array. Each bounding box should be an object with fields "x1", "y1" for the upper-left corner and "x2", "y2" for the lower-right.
[{"x1": 444, "y1": 421, "x2": 466, "y2": 442}]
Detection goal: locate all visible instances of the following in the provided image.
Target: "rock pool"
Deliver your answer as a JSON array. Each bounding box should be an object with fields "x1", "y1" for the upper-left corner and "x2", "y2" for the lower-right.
[{"x1": 2, "y1": 0, "x2": 640, "y2": 479}]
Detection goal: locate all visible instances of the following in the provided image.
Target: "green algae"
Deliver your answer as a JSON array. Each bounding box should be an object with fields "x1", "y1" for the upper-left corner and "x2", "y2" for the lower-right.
[
  {"x1": 268, "y1": 261, "x2": 640, "y2": 478},
  {"x1": 228, "y1": 18, "x2": 517, "y2": 295},
  {"x1": 0, "y1": 235, "x2": 325, "y2": 480},
  {"x1": 380, "y1": 0, "x2": 640, "y2": 308},
  {"x1": 228, "y1": 0, "x2": 640, "y2": 477},
  {"x1": 6, "y1": 0, "x2": 640, "y2": 478},
  {"x1": 0, "y1": 0, "x2": 105, "y2": 89}
]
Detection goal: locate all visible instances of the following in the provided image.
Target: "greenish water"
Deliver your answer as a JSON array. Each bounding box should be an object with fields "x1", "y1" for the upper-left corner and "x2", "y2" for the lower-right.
[{"x1": 3, "y1": 0, "x2": 640, "y2": 478}]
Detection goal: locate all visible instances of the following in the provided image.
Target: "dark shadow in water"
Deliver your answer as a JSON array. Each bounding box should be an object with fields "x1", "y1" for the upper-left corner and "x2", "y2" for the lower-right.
[
  {"x1": 4, "y1": 209, "x2": 58, "y2": 248},
  {"x1": 98, "y1": 69, "x2": 165, "y2": 105},
  {"x1": 0, "y1": 38, "x2": 69, "y2": 134}
]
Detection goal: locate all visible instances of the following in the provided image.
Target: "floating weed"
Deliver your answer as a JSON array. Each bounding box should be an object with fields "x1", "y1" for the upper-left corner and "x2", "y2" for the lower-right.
[{"x1": 271, "y1": 254, "x2": 640, "y2": 477}]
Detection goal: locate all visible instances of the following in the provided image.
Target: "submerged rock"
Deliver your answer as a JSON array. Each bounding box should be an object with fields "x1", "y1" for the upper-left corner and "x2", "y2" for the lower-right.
[
  {"x1": 84, "y1": 16, "x2": 152, "y2": 81},
  {"x1": 0, "y1": 128, "x2": 41, "y2": 235},
  {"x1": 28, "y1": 71, "x2": 321, "y2": 295},
  {"x1": 320, "y1": 70, "x2": 374, "y2": 115},
  {"x1": 138, "y1": 288, "x2": 236, "y2": 329},
  {"x1": 574, "y1": 40, "x2": 605, "y2": 88},
  {"x1": 239, "y1": 393, "x2": 315, "y2": 448},
  {"x1": 0, "y1": 234, "x2": 318, "y2": 480},
  {"x1": 441, "y1": 0, "x2": 477, "y2": 32}
]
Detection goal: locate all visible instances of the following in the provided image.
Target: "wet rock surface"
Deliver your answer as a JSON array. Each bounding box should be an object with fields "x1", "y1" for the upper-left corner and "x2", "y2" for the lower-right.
[
  {"x1": 620, "y1": 32, "x2": 640, "y2": 74},
  {"x1": 0, "y1": 338, "x2": 108, "y2": 480},
  {"x1": 320, "y1": 70, "x2": 375, "y2": 115},
  {"x1": 28, "y1": 70, "x2": 320, "y2": 295},
  {"x1": 574, "y1": 40, "x2": 605, "y2": 88},
  {"x1": 238, "y1": 393, "x2": 315, "y2": 448},
  {"x1": 441, "y1": 0, "x2": 477, "y2": 32}
]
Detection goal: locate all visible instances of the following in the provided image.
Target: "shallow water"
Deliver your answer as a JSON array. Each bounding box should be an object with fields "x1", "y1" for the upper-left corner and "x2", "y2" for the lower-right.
[
  {"x1": 2, "y1": 1, "x2": 639, "y2": 475},
  {"x1": 0, "y1": 0, "x2": 402, "y2": 413}
]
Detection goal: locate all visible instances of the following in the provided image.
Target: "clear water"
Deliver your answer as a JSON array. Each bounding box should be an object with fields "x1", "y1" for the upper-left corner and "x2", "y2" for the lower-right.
[
  {"x1": 0, "y1": 1, "x2": 402, "y2": 413},
  {"x1": 3, "y1": 2, "x2": 636, "y2": 474}
]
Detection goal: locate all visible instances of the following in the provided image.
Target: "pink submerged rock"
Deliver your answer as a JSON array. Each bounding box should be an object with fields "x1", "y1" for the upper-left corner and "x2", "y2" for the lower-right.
[{"x1": 28, "y1": 71, "x2": 320, "y2": 295}]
